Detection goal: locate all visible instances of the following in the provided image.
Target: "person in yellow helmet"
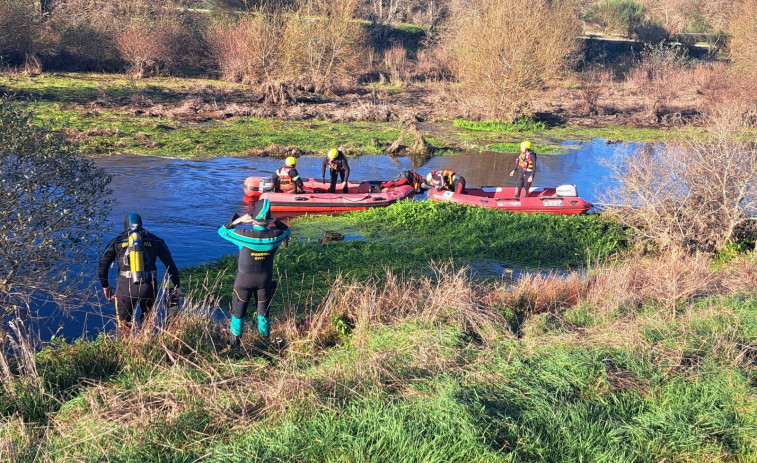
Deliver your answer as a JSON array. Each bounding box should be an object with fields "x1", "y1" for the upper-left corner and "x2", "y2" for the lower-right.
[
  {"x1": 321, "y1": 148, "x2": 350, "y2": 193},
  {"x1": 273, "y1": 156, "x2": 304, "y2": 193},
  {"x1": 509, "y1": 141, "x2": 537, "y2": 199}
]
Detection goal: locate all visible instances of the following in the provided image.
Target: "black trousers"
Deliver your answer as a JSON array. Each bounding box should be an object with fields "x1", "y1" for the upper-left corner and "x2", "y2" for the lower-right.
[
  {"x1": 232, "y1": 272, "x2": 274, "y2": 319},
  {"x1": 515, "y1": 172, "x2": 533, "y2": 198},
  {"x1": 329, "y1": 169, "x2": 348, "y2": 193},
  {"x1": 114, "y1": 276, "x2": 157, "y2": 330}
]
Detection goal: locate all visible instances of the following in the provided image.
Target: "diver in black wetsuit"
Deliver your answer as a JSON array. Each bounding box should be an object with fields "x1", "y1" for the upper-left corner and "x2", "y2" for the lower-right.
[
  {"x1": 97, "y1": 213, "x2": 181, "y2": 335},
  {"x1": 218, "y1": 199, "x2": 291, "y2": 347}
]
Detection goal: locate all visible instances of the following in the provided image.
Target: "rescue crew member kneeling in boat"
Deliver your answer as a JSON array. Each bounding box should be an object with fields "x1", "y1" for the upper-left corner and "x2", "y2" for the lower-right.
[
  {"x1": 97, "y1": 213, "x2": 181, "y2": 335},
  {"x1": 321, "y1": 148, "x2": 350, "y2": 193},
  {"x1": 274, "y1": 156, "x2": 304, "y2": 194},
  {"x1": 218, "y1": 199, "x2": 290, "y2": 347},
  {"x1": 426, "y1": 170, "x2": 466, "y2": 194}
]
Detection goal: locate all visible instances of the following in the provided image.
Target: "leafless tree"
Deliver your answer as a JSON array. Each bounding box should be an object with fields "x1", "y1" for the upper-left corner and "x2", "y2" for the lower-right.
[
  {"x1": 0, "y1": 101, "x2": 113, "y2": 319},
  {"x1": 601, "y1": 100, "x2": 757, "y2": 253},
  {"x1": 441, "y1": 0, "x2": 581, "y2": 120}
]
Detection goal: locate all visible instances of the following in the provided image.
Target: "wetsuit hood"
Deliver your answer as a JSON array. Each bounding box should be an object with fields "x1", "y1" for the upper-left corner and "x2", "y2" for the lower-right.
[{"x1": 124, "y1": 213, "x2": 142, "y2": 232}]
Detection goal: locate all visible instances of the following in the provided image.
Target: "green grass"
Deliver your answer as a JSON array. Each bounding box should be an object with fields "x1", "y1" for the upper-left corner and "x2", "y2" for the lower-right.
[
  {"x1": 25, "y1": 105, "x2": 401, "y2": 158},
  {"x1": 5, "y1": 293, "x2": 754, "y2": 462},
  {"x1": 0, "y1": 73, "x2": 701, "y2": 159},
  {"x1": 184, "y1": 201, "x2": 627, "y2": 307},
  {"x1": 454, "y1": 117, "x2": 547, "y2": 133}
]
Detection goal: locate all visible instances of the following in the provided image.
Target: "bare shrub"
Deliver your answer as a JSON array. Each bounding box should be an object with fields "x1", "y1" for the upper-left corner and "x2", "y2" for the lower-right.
[
  {"x1": 209, "y1": 0, "x2": 365, "y2": 91},
  {"x1": 579, "y1": 67, "x2": 613, "y2": 115},
  {"x1": 44, "y1": 0, "x2": 203, "y2": 73},
  {"x1": 729, "y1": 0, "x2": 757, "y2": 77},
  {"x1": 623, "y1": 44, "x2": 690, "y2": 121},
  {"x1": 601, "y1": 102, "x2": 757, "y2": 252},
  {"x1": 383, "y1": 43, "x2": 411, "y2": 84},
  {"x1": 414, "y1": 48, "x2": 452, "y2": 81},
  {"x1": 23, "y1": 53, "x2": 42, "y2": 75},
  {"x1": 281, "y1": 0, "x2": 367, "y2": 93},
  {"x1": 208, "y1": 11, "x2": 286, "y2": 84},
  {"x1": 116, "y1": 23, "x2": 163, "y2": 77},
  {"x1": 442, "y1": 0, "x2": 581, "y2": 120}
]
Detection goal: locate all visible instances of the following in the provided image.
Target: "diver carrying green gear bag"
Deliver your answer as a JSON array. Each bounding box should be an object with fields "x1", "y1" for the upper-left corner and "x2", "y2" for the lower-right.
[{"x1": 218, "y1": 199, "x2": 290, "y2": 347}]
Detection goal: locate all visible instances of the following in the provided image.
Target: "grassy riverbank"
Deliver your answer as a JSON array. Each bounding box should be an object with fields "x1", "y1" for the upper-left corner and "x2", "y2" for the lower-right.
[
  {"x1": 183, "y1": 201, "x2": 626, "y2": 309},
  {"x1": 2, "y1": 203, "x2": 756, "y2": 461},
  {"x1": 0, "y1": 73, "x2": 686, "y2": 159},
  {"x1": 2, "y1": 253, "x2": 756, "y2": 462}
]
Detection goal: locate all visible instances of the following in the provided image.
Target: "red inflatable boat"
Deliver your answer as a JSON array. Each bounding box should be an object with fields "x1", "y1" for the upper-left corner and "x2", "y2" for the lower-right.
[
  {"x1": 243, "y1": 176, "x2": 416, "y2": 213},
  {"x1": 427, "y1": 185, "x2": 593, "y2": 215}
]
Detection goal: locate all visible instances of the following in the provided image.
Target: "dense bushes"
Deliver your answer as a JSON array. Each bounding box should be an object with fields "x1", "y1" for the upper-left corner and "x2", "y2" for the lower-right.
[{"x1": 729, "y1": 0, "x2": 757, "y2": 77}]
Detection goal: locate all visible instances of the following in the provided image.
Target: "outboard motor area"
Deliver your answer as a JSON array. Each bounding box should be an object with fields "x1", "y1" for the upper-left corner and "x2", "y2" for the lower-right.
[
  {"x1": 258, "y1": 177, "x2": 276, "y2": 193},
  {"x1": 556, "y1": 184, "x2": 578, "y2": 197}
]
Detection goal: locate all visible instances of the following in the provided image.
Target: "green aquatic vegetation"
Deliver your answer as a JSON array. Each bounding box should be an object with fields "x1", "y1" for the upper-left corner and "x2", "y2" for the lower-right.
[
  {"x1": 349, "y1": 200, "x2": 626, "y2": 267},
  {"x1": 184, "y1": 202, "x2": 627, "y2": 308},
  {"x1": 455, "y1": 117, "x2": 546, "y2": 133}
]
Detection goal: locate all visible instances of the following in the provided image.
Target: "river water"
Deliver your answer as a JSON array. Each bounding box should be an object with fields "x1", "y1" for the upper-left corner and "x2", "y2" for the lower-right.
[{"x1": 32, "y1": 139, "x2": 636, "y2": 340}]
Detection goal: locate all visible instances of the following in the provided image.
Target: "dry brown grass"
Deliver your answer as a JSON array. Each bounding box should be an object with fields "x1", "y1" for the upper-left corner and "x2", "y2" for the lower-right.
[
  {"x1": 486, "y1": 272, "x2": 585, "y2": 316},
  {"x1": 303, "y1": 264, "x2": 509, "y2": 348},
  {"x1": 728, "y1": 0, "x2": 757, "y2": 77},
  {"x1": 585, "y1": 250, "x2": 722, "y2": 314},
  {"x1": 7, "y1": 252, "x2": 756, "y2": 459},
  {"x1": 442, "y1": 0, "x2": 581, "y2": 120}
]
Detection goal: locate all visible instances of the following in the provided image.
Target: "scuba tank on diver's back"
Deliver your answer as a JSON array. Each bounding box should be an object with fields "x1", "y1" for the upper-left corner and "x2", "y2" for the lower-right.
[
  {"x1": 123, "y1": 213, "x2": 147, "y2": 284},
  {"x1": 127, "y1": 230, "x2": 147, "y2": 284}
]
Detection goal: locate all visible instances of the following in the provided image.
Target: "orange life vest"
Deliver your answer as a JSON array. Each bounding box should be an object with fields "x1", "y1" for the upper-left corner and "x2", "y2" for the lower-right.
[
  {"x1": 433, "y1": 170, "x2": 456, "y2": 188},
  {"x1": 329, "y1": 158, "x2": 346, "y2": 171},
  {"x1": 517, "y1": 151, "x2": 534, "y2": 171},
  {"x1": 276, "y1": 166, "x2": 294, "y2": 185}
]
